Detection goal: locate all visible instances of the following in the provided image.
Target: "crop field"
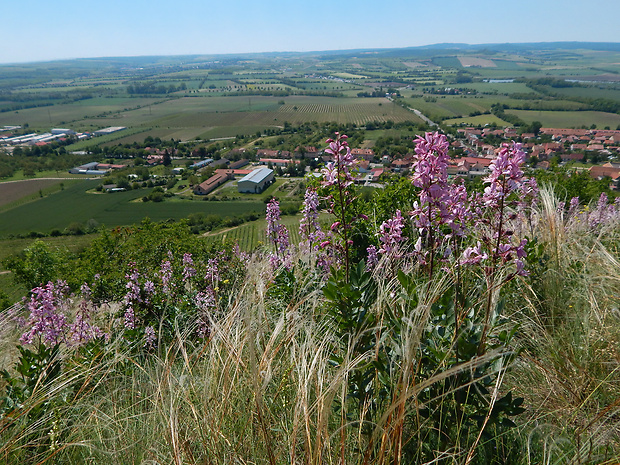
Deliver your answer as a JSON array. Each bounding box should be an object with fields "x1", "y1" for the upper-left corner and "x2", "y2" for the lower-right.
[
  {"x1": 544, "y1": 86, "x2": 620, "y2": 103},
  {"x1": 443, "y1": 114, "x2": 509, "y2": 127},
  {"x1": 457, "y1": 57, "x2": 497, "y2": 68},
  {"x1": 404, "y1": 97, "x2": 493, "y2": 119},
  {"x1": 275, "y1": 98, "x2": 421, "y2": 125},
  {"x1": 0, "y1": 180, "x2": 266, "y2": 237},
  {"x1": 463, "y1": 82, "x2": 537, "y2": 94},
  {"x1": 207, "y1": 214, "x2": 305, "y2": 251},
  {"x1": 68, "y1": 95, "x2": 423, "y2": 141},
  {"x1": 106, "y1": 127, "x2": 207, "y2": 145},
  {"x1": 505, "y1": 109, "x2": 620, "y2": 128},
  {"x1": 0, "y1": 97, "x2": 162, "y2": 130},
  {"x1": 65, "y1": 127, "x2": 153, "y2": 150},
  {"x1": 0, "y1": 179, "x2": 74, "y2": 210}
]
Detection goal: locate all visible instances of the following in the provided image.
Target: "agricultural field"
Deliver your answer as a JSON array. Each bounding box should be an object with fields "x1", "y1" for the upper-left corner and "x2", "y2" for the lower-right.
[
  {"x1": 0, "y1": 179, "x2": 74, "y2": 210},
  {"x1": 542, "y1": 85, "x2": 620, "y2": 102},
  {"x1": 61, "y1": 95, "x2": 424, "y2": 142},
  {"x1": 443, "y1": 114, "x2": 509, "y2": 127},
  {"x1": 275, "y1": 97, "x2": 420, "y2": 125},
  {"x1": 0, "y1": 97, "x2": 163, "y2": 132},
  {"x1": 505, "y1": 109, "x2": 620, "y2": 128},
  {"x1": 206, "y1": 213, "x2": 316, "y2": 251},
  {"x1": 457, "y1": 56, "x2": 497, "y2": 68},
  {"x1": 0, "y1": 180, "x2": 266, "y2": 238}
]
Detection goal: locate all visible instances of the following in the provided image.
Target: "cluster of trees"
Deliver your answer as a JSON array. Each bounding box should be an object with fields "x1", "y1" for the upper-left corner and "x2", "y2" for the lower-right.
[
  {"x1": 0, "y1": 144, "x2": 96, "y2": 179},
  {"x1": 525, "y1": 78, "x2": 620, "y2": 116},
  {"x1": 127, "y1": 82, "x2": 187, "y2": 94},
  {"x1": 0, "y1": 92, "x2": 94, "y2": 113}
]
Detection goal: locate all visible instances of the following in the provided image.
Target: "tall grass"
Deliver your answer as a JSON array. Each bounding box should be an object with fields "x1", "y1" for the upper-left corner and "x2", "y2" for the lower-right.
[{"x1": 1, "y1": 187, "x2": 620, "y2": 464}]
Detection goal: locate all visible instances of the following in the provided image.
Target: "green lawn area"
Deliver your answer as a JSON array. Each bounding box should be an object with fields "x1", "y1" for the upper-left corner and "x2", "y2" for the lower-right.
[{"x1": 212, "y1": 177, "x2": 303, "y2": 200}]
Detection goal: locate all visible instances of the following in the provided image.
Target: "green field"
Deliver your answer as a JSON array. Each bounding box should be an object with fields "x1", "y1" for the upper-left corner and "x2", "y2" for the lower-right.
[
  {"x1": 443, "y1": 114, "x2": 509, "y2": 127},
  {"x1": 0, "y1": 179, "x2": 81, "y2": 211},
  {"x1": 61, "y1": 95, "x2": 424, "y2": 141},
  {"x1": 207, "y1": 214, "x2": 313, "y2": 251},
  {"x1": 0, "y1": 180, "x2": 266, "y2": 237},
  {"x1": 505, "y1": 109, "x2": 620, "y2": 128},
  {"x1": 0, "y1": 97, "x2": 163, "y2": 131}
]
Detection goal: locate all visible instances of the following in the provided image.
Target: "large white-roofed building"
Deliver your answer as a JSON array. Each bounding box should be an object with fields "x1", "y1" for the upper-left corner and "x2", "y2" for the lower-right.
[{"x1": 237, "y1": 168, "x2": 274, "y2": 194}]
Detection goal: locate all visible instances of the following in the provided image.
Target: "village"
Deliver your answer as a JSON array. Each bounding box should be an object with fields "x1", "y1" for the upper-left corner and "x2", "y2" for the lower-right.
[{"x1": 12, "y1": 122, "x2": 620, "y2": 198}]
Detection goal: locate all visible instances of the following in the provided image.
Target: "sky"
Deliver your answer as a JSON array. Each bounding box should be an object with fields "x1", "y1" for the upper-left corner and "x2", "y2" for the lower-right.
[{"x1": 2, "y1": 0, "x2": 619, "y2": 64}]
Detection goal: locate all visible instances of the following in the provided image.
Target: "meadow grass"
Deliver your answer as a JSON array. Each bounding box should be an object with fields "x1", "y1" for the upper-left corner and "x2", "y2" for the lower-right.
[{"x1": 1, "y1": 188, "x2": 620, "y2": 464}]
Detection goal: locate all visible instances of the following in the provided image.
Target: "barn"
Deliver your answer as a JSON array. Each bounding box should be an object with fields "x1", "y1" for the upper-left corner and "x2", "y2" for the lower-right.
[{"x1": 237, "y1": 168, "x2": 274, "y2": 194}]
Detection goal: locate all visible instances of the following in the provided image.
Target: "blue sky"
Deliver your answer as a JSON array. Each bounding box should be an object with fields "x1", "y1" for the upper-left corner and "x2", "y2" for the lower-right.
[{"x1": 2, "y1": 0, "x2": 619, "y2": 64}]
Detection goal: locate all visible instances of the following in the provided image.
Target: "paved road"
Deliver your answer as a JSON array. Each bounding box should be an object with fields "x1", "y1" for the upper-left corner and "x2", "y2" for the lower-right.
[
  {"x1": 408, "y1": 107, "x2": 437, "y2": 127},
  {"x1": 386, "y1": 96, "x2": 437, "y2": 127}
]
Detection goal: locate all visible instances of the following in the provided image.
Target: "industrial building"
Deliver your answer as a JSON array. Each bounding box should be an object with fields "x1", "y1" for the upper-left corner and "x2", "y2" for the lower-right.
[{"x1": 237, "y1": 168, "x2": 274, "y2": 194}]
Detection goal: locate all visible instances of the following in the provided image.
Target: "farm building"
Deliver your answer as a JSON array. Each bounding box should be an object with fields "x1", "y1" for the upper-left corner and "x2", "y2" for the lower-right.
[
  {"x1": 229, "y1": 159, "x2": 249, "y2": 169},
  {"x1": 237, "y1": 168, "x2": 274, "y2": 194},
  {"x1": 52, "y1": 128, "x2": 76, "y2": 135},
  {"x1": 94, "y1": 126, "x2": 126, "y2": 136},
  {"x1": 259, "y1": 158, "x2": 301, "y2": 167},
  {"x1": 190, "y1": 159, "x2": 213, "y2": 169},
  {"x1": 194, "y1": 172, "x2": 234, "y2": 195}
]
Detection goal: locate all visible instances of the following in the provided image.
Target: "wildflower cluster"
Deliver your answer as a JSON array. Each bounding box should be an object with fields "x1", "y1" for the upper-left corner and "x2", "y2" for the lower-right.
[
  {"x1": 266, "y1": 198, "x2": 290, "y2": 267},
  {"x1": 463, "y1": 142, "x2": 530, "y2": 276},
  {"x1": 322, "y1": 132, "x2": 355, "y2": 188},
  {"x1": 410, "y1": 132, "x2": 469, "y2": 270},
  {"x1": 565, "y1": 192, "x2": 620, "y2": 231},
  {"x1": 20, "y1": 280, "x2": 105, "y2": 348},
  {"x1": 319, "y1": 133, "x2": 364, "y2": 278}
]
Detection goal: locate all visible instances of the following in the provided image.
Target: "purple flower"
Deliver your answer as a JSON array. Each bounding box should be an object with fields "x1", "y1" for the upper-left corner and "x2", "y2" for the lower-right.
[
  {"x1": 460, "y1": 241, "x2": 488, "y2": 266},
  {"x1": 321, "y1": 133, "x2": 355, "y2": 188},
  {"x1": 68, "y1": 283, "x2": 105, "y2": 346},
  {"x1": 568, "y1": 197, "x2": 580, "y2": 217},
  {"x1": 366, "y1": 245, "x2": 379, "y2": 271},
  {"x1": 124, "y1": 306, "x2": 135, "y2": 329},
  {"x1": 482, "y1": 142, "x2": 526, "y2": 206},
  {"x1": 182, "y1": 253, "x2": 196, "y2": 282},
  {"x1": 204, "y1": 258, "x2": 220, "y2": 285},
  {"x1": 409, "y1": 132, "x2": 467, "y2": 262},
  {"x1": 299, "y1": 188, "x2": 326, "y2": 254},
  {"x1": 266, "y1": 198, "x2": 290, "y2": 265},
  {"x1": 20, "y1": 281, "x2": 70, "y2": 347},
  {"x1": 160, "y1": 260, "x2": 173, "y2": 293},
  {"x1": 143, "y1": 280, "x2": 155, "y2": 295},
  {"x1": 144, "y1": 325, "x2": 156, "y2": 349},
  {"x1": 378, "y1": 210, "x2": 405, "y2": 255}
]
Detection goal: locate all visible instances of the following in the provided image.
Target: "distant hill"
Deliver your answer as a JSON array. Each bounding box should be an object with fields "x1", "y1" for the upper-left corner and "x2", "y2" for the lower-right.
[{"x1": 1, "y1": 42, "x2": 619, "y2": 68}]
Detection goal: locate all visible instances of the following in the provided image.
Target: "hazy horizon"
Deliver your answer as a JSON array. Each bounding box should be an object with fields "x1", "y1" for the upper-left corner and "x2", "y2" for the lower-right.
[{"x1": 2, "y1": 0, "x2": 619, "y2": 65}]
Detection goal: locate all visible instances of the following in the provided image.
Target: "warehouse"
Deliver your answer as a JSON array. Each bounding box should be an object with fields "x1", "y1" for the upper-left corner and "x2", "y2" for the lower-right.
[{"x1": 237, "y1": 168, "x2": 274, "y2": 194}]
